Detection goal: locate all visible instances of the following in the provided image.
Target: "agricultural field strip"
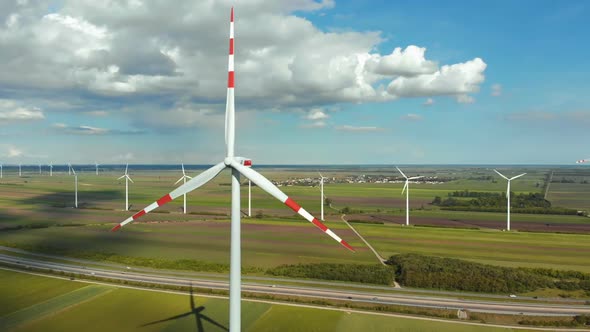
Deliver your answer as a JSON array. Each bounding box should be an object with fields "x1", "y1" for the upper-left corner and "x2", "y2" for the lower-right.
[
  {"x1": 0, "y1": 284, "x2": 112, "y2": 330},
  {"x1": 2, "y1": 257, "x2": 590, "y2": 316},
  {"x1": 4, "y1": 268, "x2": 582, "y2": 332},
  {"x1": 3, "y1": 246, "x2": 587, "y2": 305}
]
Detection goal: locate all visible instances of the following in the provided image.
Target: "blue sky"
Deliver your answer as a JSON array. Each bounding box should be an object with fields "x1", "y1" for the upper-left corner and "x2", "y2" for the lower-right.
[{"x1": 0, "y1": 0, "x2": 589, "y2": 165}]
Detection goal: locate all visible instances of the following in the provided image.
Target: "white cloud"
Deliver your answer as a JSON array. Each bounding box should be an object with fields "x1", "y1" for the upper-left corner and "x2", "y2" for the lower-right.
[
  {"x1": 335, "y1": 125, "x2": 384, "y2": 132},
  {"x1": 387, "y1": 58, "x2": 486, "y2": 101},
  {"x1": 52, "y1": 123, "x2": 144, "y2": 135},
  {"x1": 8, "y1": 146, "x2": 23, "y2": 158},
  {"x1": 0, "y1": 99, "x2": 44, "y2": 123},
  {"x1": 365, "y1": 46, "x2": 438, "y2": 76},
  {"x1": 305, "y1": 108, "x2": 329, "y2": 120},
  {"x1": 423, "y1": 98, "x2": 434, "y2": 106},
  {"x1": 84, "y1": 110, "x2": 109, "y2": 117},
  {"x1": 401, "y1": 113, "x2": 423, "y2": 121},
  {"x1": 491, "y1": 83, "x2": 502, "y2": 97},
  {"x1": 0, "y1": 0, "x2": 487, "y2": 116},
  {"x1": 456, "y1": 94, "x2": 475, "y2": 104},
  {"x1": 301, "y1": 121, "x2": 326, "y2": 128}
]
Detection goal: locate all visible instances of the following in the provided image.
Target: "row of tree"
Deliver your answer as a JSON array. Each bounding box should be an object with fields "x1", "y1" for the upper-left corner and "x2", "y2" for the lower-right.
[
  {"x1": 266, "y1": 263, "x2": 395, "y2": 285},
  {"x1": 385, "y1": 254, "x2": 590, "y2": 294}
]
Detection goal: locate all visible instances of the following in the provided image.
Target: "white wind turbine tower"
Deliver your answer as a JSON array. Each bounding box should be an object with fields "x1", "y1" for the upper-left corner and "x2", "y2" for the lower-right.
[
  {"x1": 49, "y1": 163, "x2": 53, "y2": 177},
  {"x1": 72, "y1": 166, "x2": 78, "y2": 208},
  {"x1": 68, "y1": 163, "x2": 72, "y2": 175},
  {"x1": 38, "y1": 164, "x2": 42, "y2": 175},
  {"x1": 19, "y1": 163, "x2": 22, "y2": 177},
  {"x1": 0, "y1": 163, "x2": 3, "y2": 179},
  {"x1": 248, "y1": 180, "x2": 252, "y2": 217},
  {"x1": 118, "y1": 164, "x2": 133, "y2": 211},
  {"x1": 95, "y1": 162, "x2": 100, "y2": 175},
  {"x1": 318, "y1": 171, "x2": 327, "y2": 221},
  {"x1": 396, "y1": 167, "x2": 424, "y2": 226},
  {"x1": 493, "y1": 169, "x2": 526, "y2": 231},
  {"x1": 174, "y1": 164, "x2": 192, "y2": 214},
  {"x1": 110, "y1": 8, "x2": 354, "y2": 332}
]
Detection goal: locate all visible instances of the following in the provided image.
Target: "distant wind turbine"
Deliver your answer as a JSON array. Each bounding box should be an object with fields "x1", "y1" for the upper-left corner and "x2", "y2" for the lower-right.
[
  {"x1": 493, "y1": 169, "x2": 526, "y2": 231},
  {"x1": 68, "y1": 163, "x2": 72, "y2": 175},
  {"x1": 0, "y1": 163, "x2": 3, "y2": 179},
  {"x1": 95, "y1": 162, "x2": 100, "y2": 175},
  {"x1": 118, "y1": 164, "x2": 133, "y2": 211},
  {"x1": 318, "y1": 171, "x2": 327, "y2": 221},
  {"x1": 576, "y1": 158, "x2": 589, "y2": 164},
  {"x1": 174, "y1": 164, "x2": 192, "y2": 214},
  {"x1": 109, "y1": 8, "x2": 354, "y2": 332},
  {"x1": 49, "y1": 162, "x2": 53, "y2": 177},
  {"x1": 18, "y1": 163, "x2": 21, "y2": 177},
  {"x1": 38, "y1": 164, "x2": 42, "y2": 175},
  {"x1": 396, "y1": 167, "x2": 424, "y2": 226},
  {"x1": 72, "y1": 166, "x2": 78, "y2": 208}
]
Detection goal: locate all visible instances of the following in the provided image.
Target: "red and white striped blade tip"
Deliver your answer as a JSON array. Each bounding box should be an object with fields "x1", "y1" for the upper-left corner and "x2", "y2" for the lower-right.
[{"x1": 111, "y1": 224, "x2": 122, "y2": 232}]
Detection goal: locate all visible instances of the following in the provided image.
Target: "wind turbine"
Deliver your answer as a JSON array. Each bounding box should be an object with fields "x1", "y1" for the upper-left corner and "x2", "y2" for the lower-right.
[
  {"x1": 68, "y1": 163, "x2": 72, "y2": 175},
  {"x1": 576, "y1": 158, "x2": 589, "y2": 164},
  {"x1": 174, "y1": 164, "x2": 192, "y2": 214},
  {"x1": 38, "y1": 164, "x2": 42, "y2": 175},
  {"x1": 95, "y1": 162, "x2": 100, "y2": 175},
  {"x1": 18, "y1": 163, "x2": 21, "y2": 177},
  {"x1": 72, "y1": 166, "x2": 78, "y2": 208},
  {"x1": 248, "y1": 180, "x2": 252, "y2": 217},
  {"x1": 49, "y1": 162, "x2": 53, "y2": 177},
  {"x1": 493, "y1": 170, "x2": 526, "y2": 231},
  {"x1": 396, "y1": 167, "x2": 424, "y2": 226},
  {"x1": 118, "y1": 164, "x2": 133, "y2": 211},
  {"x1": 0, "y1": 163, "x2": 2, "y2": 179},
  {"x1": 110, "y1": 8, "x2": 354, "y2": 332},
  {"x1": 318, "y1": 171, "x2": 327, "y2": 221}
]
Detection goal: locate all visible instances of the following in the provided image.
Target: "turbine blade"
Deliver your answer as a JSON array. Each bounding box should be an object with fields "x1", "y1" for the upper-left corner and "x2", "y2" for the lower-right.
[
  {"x1": 318, "y1": 171, "x2": 324, "y2": 178},
  {"x1": 493, "y1": 169, "x2": 509, "y2": 180},
  {"x1": 125, "y1": 163, "x2": 129, "y2": 175},
  {"x1": 396, "y1": 166, "x2": 407, "y2": 179},
  {"x1": 182, "y1": 163, "x2": 186, "y2": 175},
  {"x1": 510, "y1": 173, "x2": 527, "y2": 180},
  {"x1": 231, "y1": 160, "x2": 354, "y2": 251},
  {"x1": 174, "y1": 176, "x2": 184, "y2": 185},
  {"x1": 127, "y1": 176, "x2": 134, "y2": 183},
  {"x1": 111, "y1": 162, "x2": 227, "y2": 231},
  {"x1": 408, "y1": 176, "x2": 424, "y2": 180},
  {"x1": 225, "y1": 7, "x2": 235, "y2": 157},
  {"x1": 401, "y1": 181, "x2": 408, "y2": 194}
]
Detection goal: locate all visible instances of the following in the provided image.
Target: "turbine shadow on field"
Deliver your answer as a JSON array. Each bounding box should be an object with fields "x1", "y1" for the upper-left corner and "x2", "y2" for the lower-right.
[
  {"x1": 140, "y1": 285, "x2": 228, "y2": 332},
  {"x1": 18, "y1": 190, "x2": 124, "y2": 209}
]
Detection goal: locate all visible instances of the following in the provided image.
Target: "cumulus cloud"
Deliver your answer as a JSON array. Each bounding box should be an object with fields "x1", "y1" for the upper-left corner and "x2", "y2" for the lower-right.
[
  {"x1": 365, "y1": 46, "x2": 438, "y2": 77},
  {"x1": 401, "y1": 113, "x2": 423, "y2": 121},
  {"x1": 335, "y1": 125, "x2": 384, "y2": 132},
  {"x1": 0, "y1": 0, "x2": 487, "y2": 122},
  {"x1": 305, "y1": 108, "x2": 329, "y2": 120},
  {"x1": 491, "y1": 83, "x2": 502, "y2": 97},
  {"x1": 0, "y1": 99, "x2": 44, "y2": 123},
  {"x1": 84, "y1": 110, "x2": 109, "y2": 117},
  {"x1": 387, "y1": 58, "x2": 486, "y2": 99}
]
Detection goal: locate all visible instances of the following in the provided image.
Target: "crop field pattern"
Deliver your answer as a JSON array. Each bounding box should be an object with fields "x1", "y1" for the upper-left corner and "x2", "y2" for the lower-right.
[
  {"x1": 0, "y1": 165, "x2": 589, "y2": 273},
  {"x1": 0, "y1": 269, "x2": 523, "y2": 332}
]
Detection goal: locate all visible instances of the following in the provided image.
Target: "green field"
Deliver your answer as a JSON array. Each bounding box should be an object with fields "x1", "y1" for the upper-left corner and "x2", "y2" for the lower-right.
[{"x1": 0, "y1": 269, "x2": 527, "y2": 332}]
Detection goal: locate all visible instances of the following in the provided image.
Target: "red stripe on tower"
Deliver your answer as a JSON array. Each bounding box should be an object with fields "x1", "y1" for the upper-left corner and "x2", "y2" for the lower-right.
[
  {"x1": 284, "y1": 197, "x2": 301, "y2": 212},
  {"x1": 231, "y1": 7, "x2": 234, "y2": 22},
  {"x1": 110, "y1": 224, "x2": 121, "y2": 232},
  {"x1": 157, "y1": 194, "x2": 172, "y2": 206},
  {"x1": 132, "y1": 210, "x2": 146, "y2": 220},
  {"x1": 229, "y1": 38, "x2": 234, "y2": 55}
]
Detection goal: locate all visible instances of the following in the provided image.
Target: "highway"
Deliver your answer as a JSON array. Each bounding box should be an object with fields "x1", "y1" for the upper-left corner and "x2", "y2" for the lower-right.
[{"x1": 1, "y1": 253, "x2": 589, "y2": 317}]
